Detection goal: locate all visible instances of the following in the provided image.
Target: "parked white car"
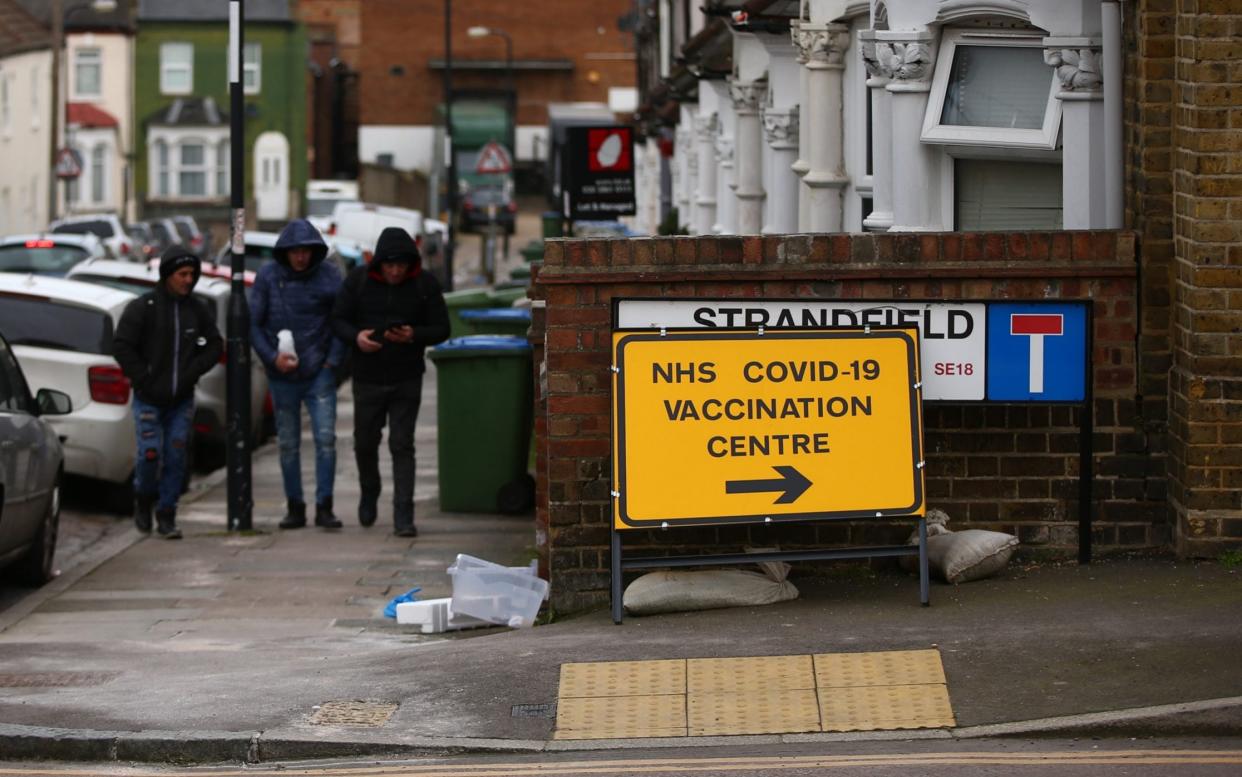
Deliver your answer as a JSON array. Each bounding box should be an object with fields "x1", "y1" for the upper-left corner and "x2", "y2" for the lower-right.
[
  {"x1": 48, "y1": 214, "x2": 137, "y2": 262},
  {"x1": 0, "y1": 274, "x2": 137, "y2": 510},
  {"x1": 65, "y1": 259, "x2": 271, "y2": 461},
  {"x1": 211, "y1": 230, "x2": 349, "y2": 276},
  {"x1": 324, "y1": 202, "x2": 426, "y2": 265},
  {"x1": 0, "y1": 233, "x2": 108, "y2": 277},
  {"x1": 306, "y1": 179, "x2": 360, "y2": 234}
]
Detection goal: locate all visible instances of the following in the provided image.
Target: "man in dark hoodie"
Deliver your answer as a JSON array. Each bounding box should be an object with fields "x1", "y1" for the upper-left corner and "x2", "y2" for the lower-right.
[
  {"x1": 250, "y1": 218, "x2": 345, "y2": 530},
  {"x1": 332, "y1": 227, "x2": 449, "y2": 536},
  {"x1": 114, "y1": 245, "x2": 223, "y2": 539}
]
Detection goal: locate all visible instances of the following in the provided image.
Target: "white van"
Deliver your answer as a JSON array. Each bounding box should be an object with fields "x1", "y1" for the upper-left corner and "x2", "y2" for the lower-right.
[
  {"x1": 306, "y1": 180, "x2": 360, "y2": 232},
  {"x1": 327, "y1": 202, "x2": 424, "y2": 264}
]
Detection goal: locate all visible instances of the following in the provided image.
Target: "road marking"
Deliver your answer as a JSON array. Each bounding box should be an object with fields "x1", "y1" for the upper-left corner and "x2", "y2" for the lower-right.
[{"x1": 4, "y1": 750, "x2": 1242, "y2": 777}]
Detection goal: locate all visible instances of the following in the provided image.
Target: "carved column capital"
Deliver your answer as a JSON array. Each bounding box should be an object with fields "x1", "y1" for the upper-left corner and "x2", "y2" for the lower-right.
[
  {"x1": 714, "y1": 135, "x2": 735, "y2": 166},
  {"x1": 875, "y1": 39, "x2": 936, "y2": 87},
  {"x1": 729, "y1": 78, "x2": 768, "y2": 115},
  {"x1": 858, "y1": 31, "x2": 891, "y2": 86},
  {"x1": 793, "y1": 22, "x2": 851, "y2": 68},
  {"x1": 761, "y1": 106, "x2": 799, "y2": 149},
  {"x1": 693, "y1": 113, "x2": 718, "y2": 140},
  {"x1": 1044, "y1": 46, "x2": 1103, "y2": 94}
]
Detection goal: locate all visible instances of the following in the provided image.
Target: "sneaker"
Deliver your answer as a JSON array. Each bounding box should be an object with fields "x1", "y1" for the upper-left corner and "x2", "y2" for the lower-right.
[
  {"x1": 279, "y1": 500, "x2": 307, "y2": 529},
  {"x1": 394, "y1": 524, "x2": 418, "y2": 538},
  {"x1": 314, "y1": 497, "x2": 343, "y2": 530},
  {"x1": 134, "y1": 494, "x2": 155, "y2": 533},
  {"x1": 155, "y1": 509, "x2": 182, "y2": 540},
  {"x1": 358, "y1": 496, "x2": 378, "y2": 528}
]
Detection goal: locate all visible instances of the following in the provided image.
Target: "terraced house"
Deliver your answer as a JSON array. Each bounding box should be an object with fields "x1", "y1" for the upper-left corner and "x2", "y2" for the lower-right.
[{"x1": 134, "y1": 0, "x2": 307, "y2": 233}]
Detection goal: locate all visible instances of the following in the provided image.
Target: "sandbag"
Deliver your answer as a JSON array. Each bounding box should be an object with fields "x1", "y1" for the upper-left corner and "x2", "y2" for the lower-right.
[
  {"x1": 623, "y1": 561, "x2": 798, "y2": 615},
  {"x1": 901, "y1": 509, "x2": 1018, "y2": 583},
  {"x1": 935, "y1": 530, "x2": 1019, "y2": 584}
]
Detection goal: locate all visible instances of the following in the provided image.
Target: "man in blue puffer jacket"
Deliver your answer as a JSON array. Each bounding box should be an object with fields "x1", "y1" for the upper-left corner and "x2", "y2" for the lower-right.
[{"x1": 250, "y1": 218, "x2": 345, "y2": 529}]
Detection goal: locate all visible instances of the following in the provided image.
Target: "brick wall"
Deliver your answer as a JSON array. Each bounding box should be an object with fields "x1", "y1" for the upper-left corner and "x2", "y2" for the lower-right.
[
  {"x1": 357, "y1": 1, "x2": 635, "y2": 128},
  {"x1": 1166, "y1": 2, "x2": 1242, "y2": 553},
  {"x1": 1124, "y1": 0, "x2": 1175, "y2": 477},
  {"x1": 532, "y1": 231, "x2": 1154, "y2": 613}
]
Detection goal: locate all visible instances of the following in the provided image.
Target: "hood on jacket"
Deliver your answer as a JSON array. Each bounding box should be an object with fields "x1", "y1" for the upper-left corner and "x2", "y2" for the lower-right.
[
  {"x1": 372, "y1": 227, "x2": 422, "y2": 270},
  {"x1": 274, "y1": 218, "x2": 329, "y2": 269},
  {"x1": 158, "y1": 244, "x2": 201, "y2": 284}
]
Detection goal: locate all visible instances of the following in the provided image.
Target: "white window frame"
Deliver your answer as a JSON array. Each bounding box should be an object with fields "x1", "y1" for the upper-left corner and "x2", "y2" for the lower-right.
[
  {"x1": 73, "y1": 47, "x2": 103, "y2": 100},
  {"x1": 148, "y1": 127, "x2": 229, "y2": 201},
  {"x1": 30, "y1": 66, "x2": 40, "y2": 128},
  {"x1": 244, "y1": 42, "x2": 261, "y2": 95},
  {"x1": 160, "y1": 42, "x2": 194, "y2": 96},
  {"x1": 90, "y1": 143, "x2": 107, "y2": 203},
  {"x1": 1, "y1": 73, "x2": 11, "y2": 135},
  {"x1": 921, "y1": 29, "x2": 1061, "y2": 151}
]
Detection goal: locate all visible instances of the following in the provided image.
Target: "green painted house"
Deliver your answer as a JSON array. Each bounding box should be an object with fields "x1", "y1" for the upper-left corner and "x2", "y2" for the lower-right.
[{"x1": 135, "y1": 0, "x2": 306, "y2": 234}]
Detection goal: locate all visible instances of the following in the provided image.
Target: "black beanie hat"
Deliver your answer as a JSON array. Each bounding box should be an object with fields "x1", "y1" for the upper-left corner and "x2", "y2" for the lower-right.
[
  {"x1": 159, "y1": 244, "x2": 201, "y2": 281},
  {"x1": 372, "y1": 227, "x2": 421, "y2": 267}
]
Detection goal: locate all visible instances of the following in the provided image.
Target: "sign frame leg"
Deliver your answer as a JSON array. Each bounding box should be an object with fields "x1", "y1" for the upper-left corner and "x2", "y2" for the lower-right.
[
  {"x1": 611, "y1": 528, "x2": 623, "y2": 624},
  {"x1": 918, "y1": 517, "x2": 929, "y2": 606}
]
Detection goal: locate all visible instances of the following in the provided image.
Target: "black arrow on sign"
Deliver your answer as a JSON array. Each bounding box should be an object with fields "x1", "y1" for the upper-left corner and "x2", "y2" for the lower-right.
[{"x1": 725, "y1": 466, "x2": 813, "y2": 505}]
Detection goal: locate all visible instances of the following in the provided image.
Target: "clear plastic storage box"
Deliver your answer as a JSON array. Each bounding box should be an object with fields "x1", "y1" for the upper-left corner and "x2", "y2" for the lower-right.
[{"x1": 448, "y1": 554, "x2": 549, "y2": 628}]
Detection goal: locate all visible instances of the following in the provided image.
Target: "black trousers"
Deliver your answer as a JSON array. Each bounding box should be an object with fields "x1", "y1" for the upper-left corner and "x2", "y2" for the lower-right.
[{"x1": 352, "y1": 378, "x2": 423, "y2": 524}]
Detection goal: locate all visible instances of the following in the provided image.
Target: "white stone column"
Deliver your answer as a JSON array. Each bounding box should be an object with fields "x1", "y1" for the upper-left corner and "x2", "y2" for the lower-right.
[
  {"x1": 859, "y1": 31, "x2": 894, "y2": 231},
  {"x1": 714, "y1": 127, "x2": 737, "y2": 234},
  {"x1": 761, "y1": 106, "x2": 799, "y2": 234},
  {"x1": 1046, "y1": 40, "x2": 1106, "y2": 229},
  {"x1": 730, "y1": 78, "x2": 767, "y2": 235},
  {"x1": 791, "y1": 20, "x2": 811, "y2": 231},
  {"x1": 879, "y1": 31, "x2": 943, "y2": 232},
  {"x1": 694, "y1": 113, "x2": 719, "y2": 235},
  {"x1": 795, "y1": 23, "x2": 851, "y2": 233}
]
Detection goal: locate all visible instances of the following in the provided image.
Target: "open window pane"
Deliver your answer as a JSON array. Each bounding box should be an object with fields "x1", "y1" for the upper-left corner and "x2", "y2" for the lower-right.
[
  {"x1": 941, "y1": 46, "x2": 1048, "y2": 130},
  {"x1": 955, "y1": 159, "x2": 1062, "y2": 230}
]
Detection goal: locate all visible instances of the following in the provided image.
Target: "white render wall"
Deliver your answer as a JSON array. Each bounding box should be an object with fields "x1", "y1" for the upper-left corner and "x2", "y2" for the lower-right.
[
  {"x1": 64, "y1": 32, "x2": 134, "y2": 221},
  {"x1": 0, "y1": 48, "x2": 53, "y2": 234}
]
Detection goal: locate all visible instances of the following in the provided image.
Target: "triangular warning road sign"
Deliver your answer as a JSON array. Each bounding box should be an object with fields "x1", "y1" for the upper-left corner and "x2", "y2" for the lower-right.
[
  {"x1": 475, "y1": 141, "x2": 513, "y2": 175},
  {"x1": 55, "y1": 148, "x2": 83, "y2": 180}
]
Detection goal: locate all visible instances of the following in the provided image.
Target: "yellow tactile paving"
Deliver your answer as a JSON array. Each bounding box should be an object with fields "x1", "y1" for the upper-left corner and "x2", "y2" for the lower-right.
[
  {"x1": 553, "y1": 694, "x2": 687, "y2": 740},
  {"x1": 558, "y1": 659, "x2": 686, "y2": 699},
  {"x1": 554, "y1": 650, "x2": 955, "y2": 739},
  {"x1": 686, "y1": 655, "x2": 815, "y2": 694},
  {"x1": 819, "y1": 683, "x2": 956, "y2": 731},
  {"x1": 688, "y1": 688, "x2": 821, "y2": 736},
  {"x1": 814, "y1": 649, "x2": 947, "y2": 688}
]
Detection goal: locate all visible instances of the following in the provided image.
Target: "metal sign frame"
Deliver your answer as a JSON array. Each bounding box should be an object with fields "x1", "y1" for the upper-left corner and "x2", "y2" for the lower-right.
[{"x1": 607, "y1": 321, "x2": 930, "y2": 624}]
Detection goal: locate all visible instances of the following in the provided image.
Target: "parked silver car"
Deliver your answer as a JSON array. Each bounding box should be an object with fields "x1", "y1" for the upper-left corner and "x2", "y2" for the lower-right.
[{"x1": 0, "y1": 330, "x2": 72, "y2": 586}]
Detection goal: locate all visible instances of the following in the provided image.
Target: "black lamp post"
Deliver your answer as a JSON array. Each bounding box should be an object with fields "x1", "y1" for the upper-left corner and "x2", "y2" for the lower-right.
[{"x1": 442, "y1": 0, "x2": 456, "y2": 291}]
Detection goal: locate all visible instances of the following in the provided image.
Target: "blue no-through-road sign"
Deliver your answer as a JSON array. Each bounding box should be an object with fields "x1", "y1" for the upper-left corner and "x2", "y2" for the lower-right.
[{"x1": 986, "y1": 303, "x2": 1088, "y2": 401}]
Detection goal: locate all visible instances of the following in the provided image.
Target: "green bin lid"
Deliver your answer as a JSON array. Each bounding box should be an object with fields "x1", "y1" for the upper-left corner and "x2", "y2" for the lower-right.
[{"x1": 429, "y1": 335, "x2": 531, "y2": 360}]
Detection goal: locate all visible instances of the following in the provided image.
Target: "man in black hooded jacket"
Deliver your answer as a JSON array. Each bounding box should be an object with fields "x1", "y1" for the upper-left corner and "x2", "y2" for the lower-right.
[
  {"x1": 332, "y1": 227, "x2": 449, "y2": 536},
  {"x1": 114, "y1": 245, "x2": 223, "y2": 538}
]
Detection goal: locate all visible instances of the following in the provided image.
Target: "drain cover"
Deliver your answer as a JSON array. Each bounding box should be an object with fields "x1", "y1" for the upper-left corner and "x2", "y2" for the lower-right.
[
  {"x1": 0, "y1": 672, "x2": 119, "y2": 688},
  {"x1": 512, "y1": 703, "x2": 557, "y2": 718},
  {"x1": 310, "y1": 700, "x2": 398, "y2": 727}
]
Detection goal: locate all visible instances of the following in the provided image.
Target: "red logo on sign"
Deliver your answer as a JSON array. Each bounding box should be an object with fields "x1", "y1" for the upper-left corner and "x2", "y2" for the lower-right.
[{"x1": 588, "y1": 128, "x2": 632, "y2": 172}]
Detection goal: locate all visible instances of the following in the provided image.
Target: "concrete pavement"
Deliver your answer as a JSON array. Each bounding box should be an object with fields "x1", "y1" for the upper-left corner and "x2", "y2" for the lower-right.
[{"x1": 1, "y1": 365, "x2": 1241, "y2": 763}]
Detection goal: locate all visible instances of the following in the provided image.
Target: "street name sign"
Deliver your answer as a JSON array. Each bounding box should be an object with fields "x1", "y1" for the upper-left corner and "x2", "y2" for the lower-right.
[
  {"x1": 611, "y1": 328, "x2": 925, "y2": 529},
  {"x1": 617, "y1": 299, "x2": 985, "y2": 401}
]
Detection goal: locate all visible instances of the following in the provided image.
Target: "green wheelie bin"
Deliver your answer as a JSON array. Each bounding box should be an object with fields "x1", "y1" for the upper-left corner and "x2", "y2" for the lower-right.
[
  {"x1": 428, "y1": 336, "x2": 535, "y2": 514},
  {"x1": 459, "y1": 307, "x2": 533, "y2": 337},
  {"x1": 443, "y1": 288, "x2": 494, "y2": 338}
]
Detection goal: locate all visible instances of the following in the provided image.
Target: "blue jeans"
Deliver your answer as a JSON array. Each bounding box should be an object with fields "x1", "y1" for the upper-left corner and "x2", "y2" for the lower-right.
[
  {"x1": 269, "y1": 367, "x2": 337, "y2": 504},
  {"x1": 132, "y1": 396, "x2": 193, "y2": 512}
]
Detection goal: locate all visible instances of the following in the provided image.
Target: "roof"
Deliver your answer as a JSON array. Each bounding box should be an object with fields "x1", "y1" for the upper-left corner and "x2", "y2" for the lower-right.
[
  {"x1": 137, "y1": 0, "x2": 291, "y2": 23},
  {"x1": 0, "y1": 0, "x2": 48, "y2": 58},
  {"x1": 146, "y1": 96, "x2": 228, "y2": 127},
  {"x1": 14, "y1": 0, "x2": 133, "y2": 33},
  {"x1": 67, "y1": 102, "x2": 120, "y2": 129},
  {"x1": 0, "y1": 272, "x2": 137, "y2": 314}
]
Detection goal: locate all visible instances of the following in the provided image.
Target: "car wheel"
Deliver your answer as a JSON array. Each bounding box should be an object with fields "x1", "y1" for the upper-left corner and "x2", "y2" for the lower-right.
[{"x1": 10, "y1": 475, "x2": 61, "y2": 587}]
